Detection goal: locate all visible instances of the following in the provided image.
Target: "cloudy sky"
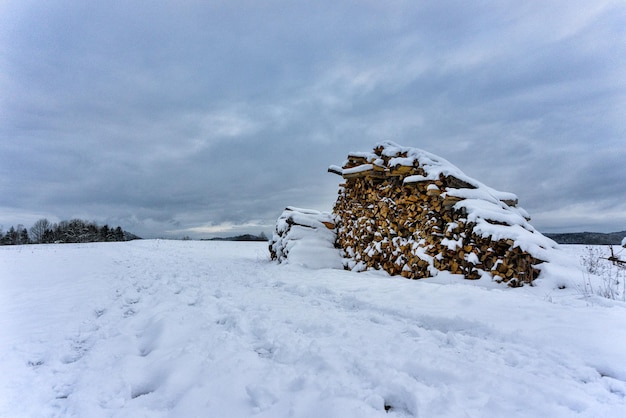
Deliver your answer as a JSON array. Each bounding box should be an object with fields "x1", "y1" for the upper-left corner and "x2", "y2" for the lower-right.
[{"x1": 1, "y1": 0, "x2": 625, "y2": 238}]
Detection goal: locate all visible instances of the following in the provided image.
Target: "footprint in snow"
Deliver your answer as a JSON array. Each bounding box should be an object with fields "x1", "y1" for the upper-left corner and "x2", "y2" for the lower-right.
[
  {"x1": 246, "y1": 384, "x2": 278, "y2": 411},
  {"x1": 52, "y1": 382, "x2": 73, "y2": 400},
  {"x1": 136, "y1": 318, "x2": 164, "y2": 357},
  {"x1": 124, "y1": 294, "x2": 140, "y2": 305},
  {"x1": 27, "y1": 358, "x2": 45, "y2": 368},
  {"x1": 130, "y1": 382, "x2": 158, "y2": 399},
  {"x1": 123, "y1": 308, "x2": 137, "y2": 318},
  {"x1": 119, "y1": 288, "x2": 142, "y2": 317}
]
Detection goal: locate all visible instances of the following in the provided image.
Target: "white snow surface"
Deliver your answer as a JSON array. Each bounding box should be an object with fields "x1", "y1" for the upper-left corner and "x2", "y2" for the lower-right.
[{"x1": 2, "y1": 240, "x2": 626, "y2": 417}]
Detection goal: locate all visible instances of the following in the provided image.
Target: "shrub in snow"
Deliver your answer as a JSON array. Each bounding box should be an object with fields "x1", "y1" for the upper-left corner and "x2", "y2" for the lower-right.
[
  {"x1": 580, "y1": 245, "x2": 605, "y2": 275},
  {"x1": 269, "y1": 207, "x2": 343, "y2": 269},
  {"x1": 328, "y1": 141, "x2": 556, "y2": 286},
  {"x1": 579, "y1": 245, "x2": 626, "y2": 301}
]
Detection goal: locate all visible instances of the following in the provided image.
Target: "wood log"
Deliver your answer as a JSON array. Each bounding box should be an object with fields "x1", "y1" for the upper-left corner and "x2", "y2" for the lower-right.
[{"x1": 321, "y1": 221, "x2": 335, "y2": 229}]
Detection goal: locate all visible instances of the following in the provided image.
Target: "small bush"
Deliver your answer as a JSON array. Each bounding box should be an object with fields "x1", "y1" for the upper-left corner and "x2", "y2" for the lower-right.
[{"x1": 579, "y1": 246, "x2": 625, "y2": 301}]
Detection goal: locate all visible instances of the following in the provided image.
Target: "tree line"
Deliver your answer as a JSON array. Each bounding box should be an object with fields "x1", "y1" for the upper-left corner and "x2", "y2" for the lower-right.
[{"x1": 0, "y1": 218, "x2": 139, "y2": 245}]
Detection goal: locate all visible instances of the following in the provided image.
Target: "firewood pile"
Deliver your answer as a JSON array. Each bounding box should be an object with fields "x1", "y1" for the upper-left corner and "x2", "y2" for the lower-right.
[
  {"x1": 269, "y1": 206, "x2": 342, "y2": 269},
  {"x1": 328, "y1": 142, "x2": 555, "y2": 286}
]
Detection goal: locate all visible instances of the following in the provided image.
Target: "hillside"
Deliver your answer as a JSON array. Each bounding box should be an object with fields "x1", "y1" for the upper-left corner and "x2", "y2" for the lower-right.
[
  {"x1": 545, "y1": 231, "x2": 626, "y2": 245},
  {"x1": 207, "y1": 233, "x2": 268, "y2": 242},
  {"x1": 1, "y1": 241, "x2": 625, "y2": 417}
]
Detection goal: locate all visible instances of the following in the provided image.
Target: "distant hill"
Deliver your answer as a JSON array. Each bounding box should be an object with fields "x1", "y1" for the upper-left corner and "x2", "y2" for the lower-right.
[
  {"x1": 203, "y1": 231, "x2": 626, "y2": 245},
  {"x1": 544, "y1": 231, "x2": 626, "y2": 245},
  {"x1": 206, "y1": 234, "x2": 268, "y2": 242}
]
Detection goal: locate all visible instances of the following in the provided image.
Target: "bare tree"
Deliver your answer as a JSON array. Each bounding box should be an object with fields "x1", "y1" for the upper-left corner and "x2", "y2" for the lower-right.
[{"x1": 30, "y1": 218, "x2": 51, "y2": 244}]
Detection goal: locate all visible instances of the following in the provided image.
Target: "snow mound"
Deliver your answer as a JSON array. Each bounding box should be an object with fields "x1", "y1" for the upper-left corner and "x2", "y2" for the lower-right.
[{"x1": 269, "y1": 207, "x2": 343, "y2": 269}]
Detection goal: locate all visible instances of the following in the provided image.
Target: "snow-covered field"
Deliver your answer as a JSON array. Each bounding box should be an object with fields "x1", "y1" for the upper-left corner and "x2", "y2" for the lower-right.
[{"x1": 1, "y1": 240, "x2": 625, "y2": 417}]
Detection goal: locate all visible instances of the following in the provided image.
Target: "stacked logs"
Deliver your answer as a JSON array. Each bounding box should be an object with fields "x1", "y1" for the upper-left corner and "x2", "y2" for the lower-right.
[
  {"x1": 329, "y1": 142, "x2": 554, "y2": 286},
  {"x1": 269, "y1": 206, "x2": 343, "y2": 269}
]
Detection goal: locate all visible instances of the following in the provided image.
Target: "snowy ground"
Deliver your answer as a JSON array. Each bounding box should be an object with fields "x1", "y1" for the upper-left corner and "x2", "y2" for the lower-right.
[{"x1": 1, "y1": 240, "x2": 625, "y2": 417}]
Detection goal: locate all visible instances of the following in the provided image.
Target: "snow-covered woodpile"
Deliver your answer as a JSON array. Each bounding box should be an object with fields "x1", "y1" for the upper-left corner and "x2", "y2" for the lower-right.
[
  {"x1": 329, "y1": 142, "x2": 555, "y2": 286},
  {"x1": 269, "y1": 206, "x2": 343, "y2": 269}
]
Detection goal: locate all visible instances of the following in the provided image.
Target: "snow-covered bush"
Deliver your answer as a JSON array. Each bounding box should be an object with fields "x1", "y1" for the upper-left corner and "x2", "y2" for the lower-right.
[
  {"x1": 579, "y1": 246, "x2": 626, "y2": 301},
  {"x1": 580, "y1": 245, "x2": 605, "y2": 275}
]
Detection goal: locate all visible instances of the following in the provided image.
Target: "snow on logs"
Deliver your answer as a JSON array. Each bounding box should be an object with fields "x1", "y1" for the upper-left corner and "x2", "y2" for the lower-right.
[
  {"x1": 329, "y1": 141, "x2": 556, "y2": 286},
  {"x1": 269, "y1": 207, "x2": 343, "y2": 269}
]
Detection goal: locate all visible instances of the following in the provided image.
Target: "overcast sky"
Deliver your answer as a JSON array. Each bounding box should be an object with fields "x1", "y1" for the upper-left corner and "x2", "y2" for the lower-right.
[{"x1": 1, "y1": 1, "x2": 625, "y2": 238}]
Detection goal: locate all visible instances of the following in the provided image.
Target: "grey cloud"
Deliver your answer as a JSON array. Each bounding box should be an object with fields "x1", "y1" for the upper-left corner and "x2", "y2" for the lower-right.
[{"x1": 1, "y1": 1, "x2": 625, "y2": 237}]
